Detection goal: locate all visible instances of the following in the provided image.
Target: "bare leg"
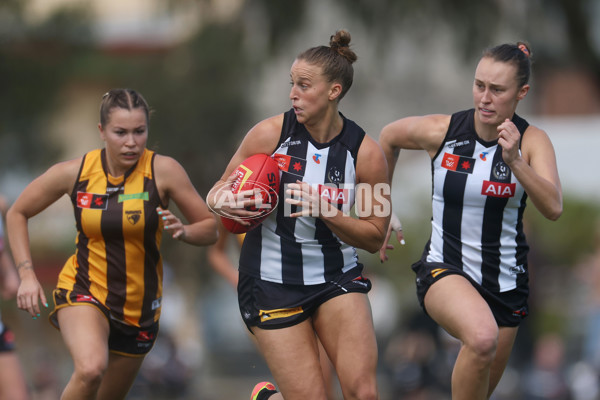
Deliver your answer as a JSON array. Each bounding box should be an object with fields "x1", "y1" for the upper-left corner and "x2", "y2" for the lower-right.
[
  {"x1": 0, "y1": 351, "x2": 29, "y2": 400},
  {"x1": 424, "y1": 275, "x2": 499, "y2": 400},
  {"x1": 318, "y1": 338, "x2": 338, "y2": 400},
  {"x1": 314, "y1": 293, "x2": 379, "y2": 400},
  {"x1": 96, "y1": 353, "x2": 145, "y2": 400},
  {"x1": 57, "y1": 305, "x2": 110, "y2": 400},
  {"x1": 488, "y1": 326, "x2": 518, "y2": 397},
  {"x1": 252, "y1": 320, "x2": 329, "y2": 400}
]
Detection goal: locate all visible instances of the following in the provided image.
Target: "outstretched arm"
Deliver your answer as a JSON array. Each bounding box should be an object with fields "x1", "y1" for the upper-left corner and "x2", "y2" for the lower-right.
[
  {"x1": 155, "y1": 155, "x2": 218, "y2": 246},
  {"x1": 377, "y1": 114, "x2": 450, "y2": 261}
]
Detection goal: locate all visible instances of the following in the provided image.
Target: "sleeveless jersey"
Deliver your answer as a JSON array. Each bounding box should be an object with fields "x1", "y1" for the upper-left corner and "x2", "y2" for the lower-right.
[
  {"x1": 424, "y1": 109, "x2": 530, "y2": 292},
  {"x1": 239, "y1": 109, "x2": 365, "y2": 285},
  {"x1": 58, "y1": 148, "x2": 165, "y2": 328}
]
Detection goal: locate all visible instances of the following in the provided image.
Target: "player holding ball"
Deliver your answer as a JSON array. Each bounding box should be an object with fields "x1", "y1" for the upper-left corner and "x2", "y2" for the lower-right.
[{"x1": 207, "y1": 29, "x2": 390, "y2": 400}]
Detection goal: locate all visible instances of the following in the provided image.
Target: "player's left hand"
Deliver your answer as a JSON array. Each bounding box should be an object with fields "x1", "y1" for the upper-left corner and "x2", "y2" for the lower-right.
[
  {"x1": 157, "y1": 207, "x2": 186, "y2": 240},
  {"x1": 497, "y1": 119, "x2": 522, "y2": 165}
]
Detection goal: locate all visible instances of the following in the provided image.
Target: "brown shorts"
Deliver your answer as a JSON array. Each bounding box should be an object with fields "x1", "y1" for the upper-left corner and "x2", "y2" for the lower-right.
[{"x1": 50, "y1": 288, "x2": 159, "y2": 357}]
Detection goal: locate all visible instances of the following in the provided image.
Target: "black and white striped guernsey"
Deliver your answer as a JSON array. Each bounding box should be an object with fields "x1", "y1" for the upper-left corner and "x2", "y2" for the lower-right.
[
  {"x1": 239, "y1": 109, "x2": 365, "y2": 285},
  {"x1": 424, "y1": 108, "x2": 530, "y2": 293}
]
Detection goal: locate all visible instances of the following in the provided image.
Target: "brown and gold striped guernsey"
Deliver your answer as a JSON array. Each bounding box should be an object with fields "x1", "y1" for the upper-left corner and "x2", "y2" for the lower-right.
[{"x1": 58, "y1": 148, "x2": 165, "y2": 329}]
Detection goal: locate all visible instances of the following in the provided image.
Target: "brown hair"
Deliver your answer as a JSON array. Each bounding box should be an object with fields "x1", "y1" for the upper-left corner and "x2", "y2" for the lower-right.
[
  {"x1": 99, "y1": 88, "x2": 150, "y2": 127},
  {"x1": 482, "y1": 41, "x2": 532, "y2": 87},
  {"x1": 296, "y1": 29, "x2": 357, "y2": 100}
]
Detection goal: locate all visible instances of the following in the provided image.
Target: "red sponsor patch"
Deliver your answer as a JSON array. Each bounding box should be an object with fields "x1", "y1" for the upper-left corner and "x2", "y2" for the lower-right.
[
  {"x1": 77, "y1": 192, "x2": 108, "y2": 210},
  {"x1": 481, "y1": 180, "x2": 516, "y2": 198},
  {"x1": 273, "y1": 154, "x2": 307, "y2": 177},
  {"x1": 442, "y1": 153, "x2": 475, "y2": 174}
]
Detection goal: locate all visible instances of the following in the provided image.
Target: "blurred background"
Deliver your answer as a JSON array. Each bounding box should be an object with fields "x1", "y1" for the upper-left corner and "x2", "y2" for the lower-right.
[{"x1": 1, "y1": 0, "x2": 600, "y2": 399}]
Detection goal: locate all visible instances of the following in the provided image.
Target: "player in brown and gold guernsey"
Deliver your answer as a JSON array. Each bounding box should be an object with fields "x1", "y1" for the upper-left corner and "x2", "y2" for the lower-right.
[{"x1": 7, "y1": 88, "x2": 217, "y2": 400}]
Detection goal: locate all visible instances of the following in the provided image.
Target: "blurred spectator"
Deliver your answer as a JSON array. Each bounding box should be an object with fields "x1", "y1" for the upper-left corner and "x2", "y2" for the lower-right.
[
  {"x1": 30, "y1": 351, "x2": 62, "y2": 400},
  {"x1": 383, "y1": 313, "x2": 453, "y2": 399},
  {"x1": 0, "y1": 195, "x2": 30, "y2": 400},
  {"x1": 129, "y1": 332, "x2": 193, "y2": 400},
  {"x1": 521, "y1": 333, "x2": 572, "y2": 400},
  {"x1": 575, "y1": 218, "x2": 600, "y2": 369}
]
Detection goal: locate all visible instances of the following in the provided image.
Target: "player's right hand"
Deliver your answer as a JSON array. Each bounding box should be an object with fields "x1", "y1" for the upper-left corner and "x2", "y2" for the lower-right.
[
  {"x1": 379, "y1": 213, "x2": 405, "y2": 263},
  {"x1": 17, "y1": 274, "x2": 47, "y2": 318}
]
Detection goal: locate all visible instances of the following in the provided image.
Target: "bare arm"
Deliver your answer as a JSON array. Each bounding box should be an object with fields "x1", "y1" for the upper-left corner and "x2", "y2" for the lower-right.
[
  {"x1": 7, "y1": 158, "x2": 80, "y2": 316},
  {"x1": 287, "y1": 135, "x2": 391, "y2": 253},
  {"x1": 154, "y1": 155, "x2": 218, "y2": 246},
  {"x1": 498, "y1": 120, "x2": 562, "y2": 220},
  {"x1": 206, "y1": 114, "x2": 283, "y2": 215},
  {"x1": 377, "y1": 114, "x2": 450, "y2": 260},
  {"x1": 378, "y1": 114, "x2": 450, "y2": 181}
]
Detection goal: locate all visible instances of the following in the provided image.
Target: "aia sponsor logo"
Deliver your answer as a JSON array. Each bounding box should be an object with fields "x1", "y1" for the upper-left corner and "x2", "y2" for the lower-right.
[
  {"x1": 318, "y1": 184, "x2": 349, "y2": 204},
  {"x1": 441, "y1": 153, "x2": 475, "y2": 174},
  {"x1": 77, "y1": 192, "x2": 108, "y2": 210},
  {"x1": 481, "y1": 180, "x2": 516, "y2": 198},
  {"x1": 283, "y1": 182, "x2": 391, "y2": 218}
]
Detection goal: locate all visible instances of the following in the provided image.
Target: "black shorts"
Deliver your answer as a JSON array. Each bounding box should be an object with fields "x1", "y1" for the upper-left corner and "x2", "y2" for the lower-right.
[
  {"x1": 238, "y1": 265, "x2": 371, "y2": 331},
  {"x1": 411, "y1": 260, "x2": 529, "y2": 327},
  {"x1": 50, "y1": 288, "x2": 159, "y2": 357},
  {"x1": 0, "y1": 324, "x2": 16, "y2": 352}
]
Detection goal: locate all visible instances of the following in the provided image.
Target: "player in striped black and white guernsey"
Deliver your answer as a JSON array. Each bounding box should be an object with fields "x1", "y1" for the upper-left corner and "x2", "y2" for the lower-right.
[
  {"x1": 379, "y1": 42, "x2": 562, "y2": 400},
  {"x1": 209, "y1": 30, "x2": 390, "y2": 400}
]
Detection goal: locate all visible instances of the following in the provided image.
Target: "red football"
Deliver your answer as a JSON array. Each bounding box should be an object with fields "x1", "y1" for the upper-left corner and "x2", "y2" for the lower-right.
[{"x1": 220, "y1": 153, "x2": 280, "y2": 234}]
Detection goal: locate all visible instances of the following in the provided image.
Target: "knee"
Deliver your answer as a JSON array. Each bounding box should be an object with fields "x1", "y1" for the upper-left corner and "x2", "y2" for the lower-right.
[
  {"x1": 345, "y1": 379, "x2": 378, "y2": 400},
  {"x1": 73, "y1": 358, "x2": 107, "y2": 388},
  {"x1": 464, "y1": 325, "x2": 499, "y2": 363}
]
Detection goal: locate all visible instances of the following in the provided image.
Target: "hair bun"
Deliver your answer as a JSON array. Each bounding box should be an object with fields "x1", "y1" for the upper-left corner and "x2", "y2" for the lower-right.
[
  {"x1": 517, "y1": 42, "x2": 531, "y2": 58},
  {"x1": 329, "y1": 29, "x2": 357, "y2": 64}
]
